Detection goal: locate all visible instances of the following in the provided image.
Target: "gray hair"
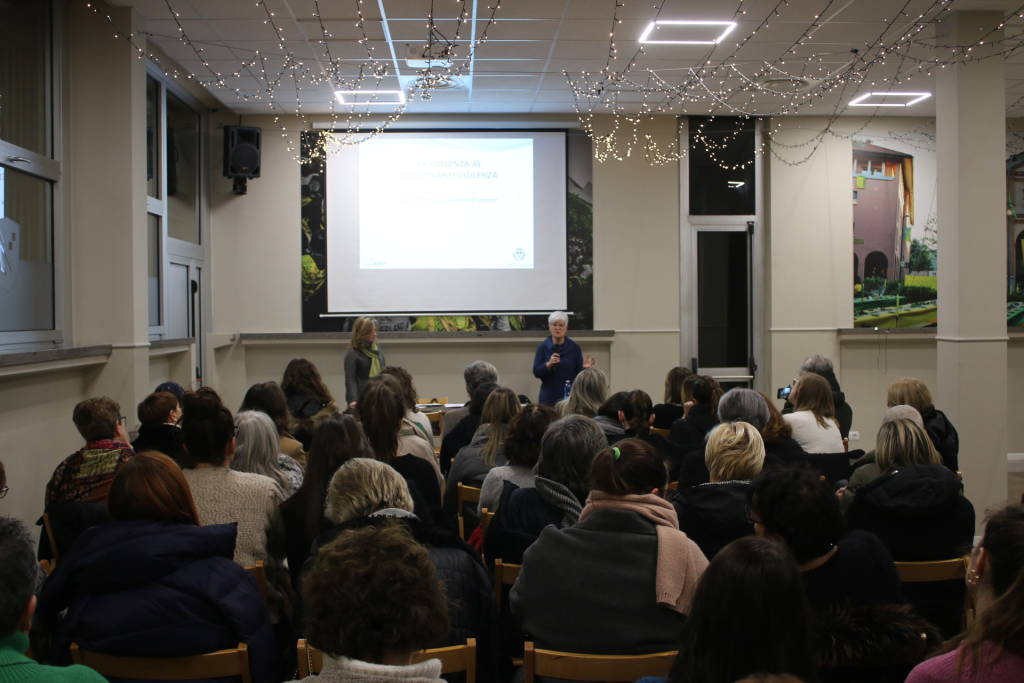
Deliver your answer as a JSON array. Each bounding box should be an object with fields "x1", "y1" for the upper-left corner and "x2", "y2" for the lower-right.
[
  {"x1": 548, "y1": 311, "x2": 569, "y2": 326},
  {"x1": 463, "y1": 360, "x2": 499, "y2": 395},
  {"x1": 324, "y1": 458, "x2": 414, "y2": 525},
  {"x1": 882, "y1": 404, "x2": 924, "y2": 430},
  {"x1": 800, "y1": 354, "x2": 834, "y2": 375},
  {"x1": 537, "y1": 415, "x2": 605, "y2": 504},
  {"x1": 717, "y1": 388, "x2": 770, "y2": 431},
  {"x1": 0, "y1": 517, "x2": 37, "y2": 634},
  {"x1": 232, "y1": 411, "x2": 291, "y2": 494}
]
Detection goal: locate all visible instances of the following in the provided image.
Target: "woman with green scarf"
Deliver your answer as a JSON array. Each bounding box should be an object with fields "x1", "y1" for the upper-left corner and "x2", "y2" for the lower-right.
[{"x1": 345, "y1": 317, "x2": 385, "y2": 408}]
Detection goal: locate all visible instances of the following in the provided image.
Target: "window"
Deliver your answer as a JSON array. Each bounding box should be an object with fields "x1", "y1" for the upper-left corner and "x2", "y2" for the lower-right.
[
  {"x1": 688, "y1": 116, "x2": 756, "y2": 216},
  {"x1": 0, "y1": 0, "x2": 60, "y2": 343}
]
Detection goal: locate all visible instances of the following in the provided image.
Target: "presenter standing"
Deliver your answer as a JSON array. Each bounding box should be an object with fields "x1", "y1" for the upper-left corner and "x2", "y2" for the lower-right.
[
  {"x1": 533, "y1": 311, "x2": 595, "y2": 406},
  {"x1": 345, "y1": 317, "x2": 385, "y2": 408}
]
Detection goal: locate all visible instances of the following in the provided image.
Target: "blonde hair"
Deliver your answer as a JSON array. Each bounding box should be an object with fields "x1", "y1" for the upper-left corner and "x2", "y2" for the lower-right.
[
  {"x1": 886, "y1": 378, "x2": 933, "y2": 414},
  {"x1": 324, "y1": 458, "x2": 413, "y2": 524},
  {"x1": 350, "y1": 317, "x2": 377, "y2": 350},
  {"x1": 875, "y1": 418, "x2": 942, "y2": 472},
  {"x1": 480, "y1": 387, "x2": 521, "y2": 466},
  {"x1": 705, "y1": 421, "x2": 766, "y2": 482},
  {"x1": 791, "y1": 373, "x2": 837, "y2": 429},
  {"x1": 562, "y1": 367, "x2": 608, "y2": 418}
]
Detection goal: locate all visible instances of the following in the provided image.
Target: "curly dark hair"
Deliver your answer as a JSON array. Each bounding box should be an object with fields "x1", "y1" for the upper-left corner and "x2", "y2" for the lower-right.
[
  {"x1": 504, "y1": 404, "x2": 557, "y2": 468},
  {"x1": 180, "y1": 388, "x2": 234, "y2": 467},
  {"x1": 239, "y1": 381, "x2": 291, "y2": 436},
  {"x1": 380, "y1": 366, "x2": 418, "y2": 412},
  {"x1": 281, "y1": 358, "x2": 334, "y2": 405},
  {"x1": 304, "y1": 522, "x2": 449, "y2": 662},
  {"x1": 750, "y1": 466, "x2": 844, "y2": 564}
]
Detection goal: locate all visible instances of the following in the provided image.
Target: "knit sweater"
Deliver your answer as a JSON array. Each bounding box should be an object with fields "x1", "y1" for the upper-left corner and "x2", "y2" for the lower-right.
[
  {"x1": 0, "y1": 632, "x2": 106, "y2": 683},
  {"x1": 182, "y1": 466, "x2": 283, "y2": 566},
  {"x1": 906, "y1": 643, "x2": 1024, "y2": 683},
  {"x1": 287, "y1": 655, "x2": 444, "y2": 683}
]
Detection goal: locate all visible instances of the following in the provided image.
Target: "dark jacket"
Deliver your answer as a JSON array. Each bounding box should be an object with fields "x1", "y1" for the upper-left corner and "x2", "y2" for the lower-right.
[
  {"x1": 343, "y1": 347, "x2": 385, "y2": 405},
  {"x1": 651, "y1": 404, "x2": 683, "y2": 430},
  {"x1": 802, "y1": 530, "x2": 904, "y2": 613},
  {"x1": 34, "y1": 520, "x2": 278, "y2": 683},
  {"x1": 441, "y1": 414, "x2": 481, "y2": 477},
  {"x1": 672, "y1": 481, "x2": 753, "y2": 559},
  {"x1": 131, "y1": 423, "x2": 186, "y2": 464},
  {"x1": 510, "y1": 508, "x2": 685, "y2": 654},
  {"x1": 532, "y1": 336, "x2": 583, "y2": 406},
  {"x1": 483, "y1": 483, "x2": 564, "y2": 565},
  {"x1": 593, "y1": 415, "x2": 626, "y2": 445},
  {"x1": 668, "y1": 404, "x2": 718, "y2": 457},
  {"x1": 921, "y1": 406, "x2": 959, "y2": 472},
  {"x1": 310, "y1": 512, "x2": 497, "y2": 682},
  {"x1": 392, "y1": 454, "x2": 442, "y2": 526},
  {"x1": 784, "y1": 368, "x2": 853, "y2": 438},
  {"x1": 285, "y1": 393, "x2": 337, "y2": 450},
  {"x1": 764, "y1": 436, "x2": 809, "y2": 468}
]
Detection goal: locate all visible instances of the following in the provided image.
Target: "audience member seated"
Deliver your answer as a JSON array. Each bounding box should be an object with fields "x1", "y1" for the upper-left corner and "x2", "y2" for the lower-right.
[
  {"x1": 233, "y1": 410, "x2": 304, "y2": 497},
  {"x1": 33, "y1": 452, "x2": 279, "y2": 681},
  {"x1": 485, "y1": 415, "x2": 605, "y2": 564},
  {"x1": 274, "y1": 414, "x2": 370, "y2": 589},
  {"x1": 783, "y1": 355, "x2": 853, "y2": 438},
  {"x1": 381, "y1": 365, "x2": 435, "y2": 448},
  {"x1": 308, "y1": 458, "x2": 495, "y2": 681},
  {"x1": 0, "y1": 517, "x2": 106, "y2": 683},
  {"x1": 668, "y1": 376, "x2": 722, "y2": 457},
  {"x1": 782, "y1": 373, "x2": 844, "y2": 454},
  {"x1": 616, "y1": 390, "x2": 677, "y2": 465},
  {"x1": 281, "y1": 358, "x2": 340, "y2": 450},
  {"x1": 154, "y1": 380, "x2": 186, "y2": 401},
  {"x1": 358, "y1": 375, "x2": 441, "y2": 523},
  {"x1": 478, "y1": 404, "x2": 557, "y2": 513},
  {"x1": 674, "y1": 421, "x2": 763, "y2": 558},
  {"x1": 886, "y1": 377, "x2": 960, "y2": 472},
  {"x1": 240, "y1": 381, "x2": 307, "y2": 467},
  {"x1": 593, "y1": 391, "x2": 630, "y2": 444},
  {"x1": 845, "y1": 417, "x2": 974, "y2": 636},
  {"x1": 288, "y1": 524, "x2": 449, "y2": 683},
  {"x1": 555, "y1": 366, "x2": 608, "y2": 418},
  {"x1": 511, "y1": 439, "x2": 707, "y2": 653},
  {"x1": 442, "y1": 360, "x2": 499, "y2": 439},
  {"x1": 42, "y1": 397, "x2": 134, "y2": 559},
  {"x1": 441, "y1": 381, "x2": 498, "y2": 476},
  {"x1": 906, "y1": 505, "x2": 1024, "y2": 683},
  {"x1": 180, "y1": 388, "x2": 283, "y2": 566},
  {"x1": 645, "y1": 537, "x2": 816, "y2": 683},
  {"x1": 758, "y1": 393, "x2": 810, "y2": 466},
  {"x1": 652, "y1": 366, "x2": 694, "y2": 429},
  {"x1": 844, "y1": 405, "x2": 926, "y2": 500},
  {"x1": 131, "y1": 391, "x2": 185, "y2": 464},
  {"x1": 446, "y1": 387, "x2": 522, "y2": 507}
]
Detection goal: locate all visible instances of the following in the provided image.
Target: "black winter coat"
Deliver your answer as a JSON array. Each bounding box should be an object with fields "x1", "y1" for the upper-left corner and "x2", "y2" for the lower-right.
[
  {"x1": 921, "y1": 406, "x2": 959, "y2": 472},
  {"x1": 668, "y1": 404, "x2": 718, "y2": 457},
  {"x1": 483, "y1": 483, "x2": 563, "y2": 565},
  {"x1": 672, "y1": 481, "x2": 753, "y2": 559},
  {"x1": 131, "y1": 423, "x2": 186, "y2": 464},
  {"x1": 441, "y1": 414, "x2": 481, "y2": 477},
  {"x1": 34, "y1": 520, "x2": 278, "y2": 683}
]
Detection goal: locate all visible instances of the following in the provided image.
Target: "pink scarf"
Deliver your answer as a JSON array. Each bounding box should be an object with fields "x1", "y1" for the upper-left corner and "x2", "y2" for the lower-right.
[{"x1": 579, "y1": 491, "x2": 709, "y2": 614}]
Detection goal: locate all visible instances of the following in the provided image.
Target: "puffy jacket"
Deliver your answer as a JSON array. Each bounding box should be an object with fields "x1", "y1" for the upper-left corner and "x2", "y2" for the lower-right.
[
  {"x1": 34, "y1": 520, "x2": 278, "y2": 683},
  {"x1": 131, "y1": 423, "x2": 186, "y2": 464},
  {"x1": 668, "y1": 404, "x2": 718, "y2": 457},
  {"x1": 921, "y1": 406, "x2": 959, "y2": 472},
  {"x1": 672, "y1": 481, "x2": 753, "y2": 559}
]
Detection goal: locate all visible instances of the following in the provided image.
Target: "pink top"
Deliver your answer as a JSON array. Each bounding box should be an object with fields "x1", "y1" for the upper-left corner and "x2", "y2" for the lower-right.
[{"x1": 906, "y1": 643, "x2": 1024, "y2": 683}]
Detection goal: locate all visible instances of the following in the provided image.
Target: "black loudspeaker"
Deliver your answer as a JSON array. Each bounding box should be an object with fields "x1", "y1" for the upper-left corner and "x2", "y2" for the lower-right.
[{"x1": 223, "y1": 125, "x2": 261, "y2": 194}]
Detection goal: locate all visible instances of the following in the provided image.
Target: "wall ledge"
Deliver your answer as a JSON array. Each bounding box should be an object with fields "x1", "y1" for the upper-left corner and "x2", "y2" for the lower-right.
[
  {"x1": 839, "y1": 328, "x2": 1024, "y2": 343},
  {"x1": 240, "y1": 330, "x2": 615, "y2": 346},
  {"x1": 0, "y1": 345, "x2": 111, "y2": 378}
]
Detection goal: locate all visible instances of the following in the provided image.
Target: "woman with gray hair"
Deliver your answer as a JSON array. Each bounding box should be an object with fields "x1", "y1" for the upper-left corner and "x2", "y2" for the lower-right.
[
  {"x1": 532, "y1": 311, "x2": 596, "y2": 406},
  {"x1": 484, "y1": 414, "x2": 606, "y2": 564},
  {"x1": 232, "y1": 410, "x2": 303, "y2": 497}
]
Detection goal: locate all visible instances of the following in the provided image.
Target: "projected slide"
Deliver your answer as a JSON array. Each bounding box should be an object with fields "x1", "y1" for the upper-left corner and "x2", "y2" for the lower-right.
[{"x1": 359, "y1": 138, "x2": 534, "y2": 270}]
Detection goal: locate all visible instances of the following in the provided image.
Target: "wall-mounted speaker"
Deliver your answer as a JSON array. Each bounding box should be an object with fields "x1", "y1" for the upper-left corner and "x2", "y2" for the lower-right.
[{"x1": 223, "y1": 125, "x2": 261, "y2": 194}]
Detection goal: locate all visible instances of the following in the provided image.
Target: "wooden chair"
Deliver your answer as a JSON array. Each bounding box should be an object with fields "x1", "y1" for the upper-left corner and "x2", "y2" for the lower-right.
[
  {"x1": 479, "y1": 508, "x2": 495, "y2": 534},
  {"x1": 810, "y1": 449, "x2": 863, "y2": 484},
  {"x1": 456, "y1": 484, "x2": 482, "y2": 541},
  {"x1": 522, "y1": 642, "x2": 677, "y2": 683},
  {"x1": 493, "y1": 558, "x2": 522, "y2": 609},
  {"x1": 418, "y1": 396, "x2": 449, "y2": 406},
  {"x1": 650, "y1": 427, "x2": 670, "y2": 438},
  {"x1": 70, "y1": 643, "x2": 251, "y2": 682},
  {"x1": 298, "y1": 639, "x2": 477, "y2": 680},
  {"x1": 894, "y1": 556, "x2": 969, "y2": 583},
  {"x1": 244, "y1": 561, "x2": 268, "y2": 604},
  {"x1": 425, "y1": 410, "x2": 445, "y2": 437},
  {"x1": 666, "y1": 481, "x2": 679, "y2": 494},
  {"x1": 39, "y1": 559, "x2": 54, "y2": 575}
]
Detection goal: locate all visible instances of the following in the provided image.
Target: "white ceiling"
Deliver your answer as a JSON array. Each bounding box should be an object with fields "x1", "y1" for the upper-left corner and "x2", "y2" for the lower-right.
[{"x1": 109, "y1": 0, "x2": 1024, "y2": 117}]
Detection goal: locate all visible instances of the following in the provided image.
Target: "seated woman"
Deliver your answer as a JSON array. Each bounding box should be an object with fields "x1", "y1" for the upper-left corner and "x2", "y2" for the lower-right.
[
  {"x1": 440, "y1": 381, "x2": 498, "y2": 477},
  {"x1": 652, "y1": 366, "x2": 694, "y2": 430},
  {"x1": 478, "y1": 404, "x2": 557, "y2": 514},
  {"x1": 758, "y1": 392, "x2": 809, "y2": 466},
  {"x1": 307, "y1": 458, "x2": 494, "y2": 682},
  {"x1": 887, "y1": 377, "x2": 959, "y2": 472},
  {"x1": 668, "y1": 376, "x2": 722, "y2": 457},
  {"x1": 131, "y1": 390, "x2": 185, "y2": 464},
  {"x1": 484, "y1": 415, "x2": 606, "y2": 564},
  {"x1": 511, "y1": 438, "x2": 707, "y2": 654},
  {"x1": 642, "y1": 537, "x2": 816, "y2": 683},
  {"x1": 907, "y1": 505, "x2": 1024, "y2": 683},
  {"x1": 233, "y1": 410, "x2": 304, "y2": 498},
  {"x1": 275, "y1": 414, "x2": 370, "y2": 589},
  {"x1": 34, "y1": 451, "x2": 279, "y2": 681},
  {"x1": 446, "y1": 386, "x2": 522, "y2": 503},
  {"x1": 291, "y1": 524, "x2": 448, "y2": 683},
  {"x1": 556, "y1": 366, "x2": 608, "y2": 418},
  {"x1": 381, "y1": 365, "x2": 435, "y2": 448},
  {"x1": 592, "y1": 391, "x2": 630, "y2": 444},
  {"x1": 782, "y1": 373, "x2": 844, "y2": 454},
  {"x1": 357, "y1": 375, "x2": 441, "y2": 523},
  {"x1": 180, "y1": 388, "x2": 283, "y2": 567},
  {"x1": 674, "y1": 421, "x2": 764, "y2": 558},
  {"x1": 844, "y1": 405, "x2": 926, "y2": 499},
  {"x1": 240, "y1": 381, "x2": 306, "y2": 466},
  {"x1": 281, "y1": 358, "x2": 340, "y2": 450}
]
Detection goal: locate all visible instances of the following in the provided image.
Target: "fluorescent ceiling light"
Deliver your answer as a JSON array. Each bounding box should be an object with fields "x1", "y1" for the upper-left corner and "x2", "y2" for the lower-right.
[
  {"x1": 848, "y1": 92, "x2": 931, "y2": 107},
  {"x1": 334, "y1": 90, "x2": 406, "y2": 105},
  {"x1": 639, "y1": 20, "x2": 737, "y2": 45},
  {"x1": 727, "y1": 181, "x2": 745, "y2": 188}
]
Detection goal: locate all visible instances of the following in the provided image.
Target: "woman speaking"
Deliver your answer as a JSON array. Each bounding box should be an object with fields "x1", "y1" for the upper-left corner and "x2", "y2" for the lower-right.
[
  {"x1": 344, "y1": 316, "x2": 385, "y2": 407},
  {"x1": 532, "y1": 311, "x2": 595, "y2": 406}
]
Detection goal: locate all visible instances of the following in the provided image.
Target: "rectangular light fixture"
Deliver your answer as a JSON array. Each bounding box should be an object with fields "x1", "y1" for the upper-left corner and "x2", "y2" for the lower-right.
[
  {"x1": 334, "y1": 90, "x2": 406, "y2": 105},
  {"x1": 848, "y1": 92, "x2": 931, "y2": 107},
  {"x1": 727, "y1": 181, "x2": 745, "y2": 188},
  {"x1": 639, "y1": 20, "x2": 738, "y2": 45}
]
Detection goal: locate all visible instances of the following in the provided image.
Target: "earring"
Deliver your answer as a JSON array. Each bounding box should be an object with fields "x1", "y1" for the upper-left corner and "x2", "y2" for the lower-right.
[{"x1": 967, "y1": 569, "x2": 982, "y2": 586}]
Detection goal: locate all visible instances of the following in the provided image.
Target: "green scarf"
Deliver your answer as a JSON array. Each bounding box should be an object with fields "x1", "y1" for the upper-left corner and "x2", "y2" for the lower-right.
[{"x1": 361, "y1": 342, "x2": 382, "y2": 377}]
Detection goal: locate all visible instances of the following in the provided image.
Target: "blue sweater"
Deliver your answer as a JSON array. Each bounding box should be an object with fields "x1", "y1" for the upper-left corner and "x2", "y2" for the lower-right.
[{"x1": 532, "y1": 336, "x2": 583, "y2": 406}]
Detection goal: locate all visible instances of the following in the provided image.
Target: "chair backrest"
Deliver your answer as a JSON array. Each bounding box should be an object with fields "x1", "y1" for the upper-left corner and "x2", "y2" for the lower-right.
[
  {"x1": 522, "y1": 642, "x2": 677, "y2": 683},
  {"x1": 299, "y1": 639, "x2": 477, "y2": 680},
  {"x1": 244, "y1": 560, "x2": 268, "y2": 604},
  {"x1": 418, "y1": 396, "x2": 449, "y2": 406},
  {"x1": 493, "y1": 558, "x2": 522, "y2": 609},
  {"x1": 42, "y1": 512, "x2": 59, "y2": 563},
  {"x1": 480, "y1": 508, "x2": 495, "y2": 534},
  {"x1": 810, "y1": 449, "x2": 861, "y2": 484},
  {"x1": 456, "y1": 484, "x2": 482, "y2": 541},
  {"x1": 70, "y1": 643, "x2": 251, "y2": 682},
  {"x1": 650, "y1": 427, "x2": 670, "y2": 438},
  {"x1": 895, "y1": 556, "x2": 969, "y2": 583}
]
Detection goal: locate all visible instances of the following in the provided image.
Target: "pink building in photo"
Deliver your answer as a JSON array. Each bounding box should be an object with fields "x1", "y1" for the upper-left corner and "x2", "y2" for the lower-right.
[{"x1": 852, "y1": 142, "x2": 914, "y2": 283}]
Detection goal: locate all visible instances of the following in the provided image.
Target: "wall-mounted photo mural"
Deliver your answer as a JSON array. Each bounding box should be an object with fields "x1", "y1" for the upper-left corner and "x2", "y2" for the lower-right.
[{"x1": 1005, "y1": 123, "x2": 1024, "y2": 326}]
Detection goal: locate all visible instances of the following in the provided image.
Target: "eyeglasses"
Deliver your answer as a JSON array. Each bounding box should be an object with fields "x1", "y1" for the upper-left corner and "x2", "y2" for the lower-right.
[
  {"x1": 0, "y1": 486, "x2": 8, "y2": 499},
  {"x1": 117, "y1": 415, "x2": 127, "y2": 424}
]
